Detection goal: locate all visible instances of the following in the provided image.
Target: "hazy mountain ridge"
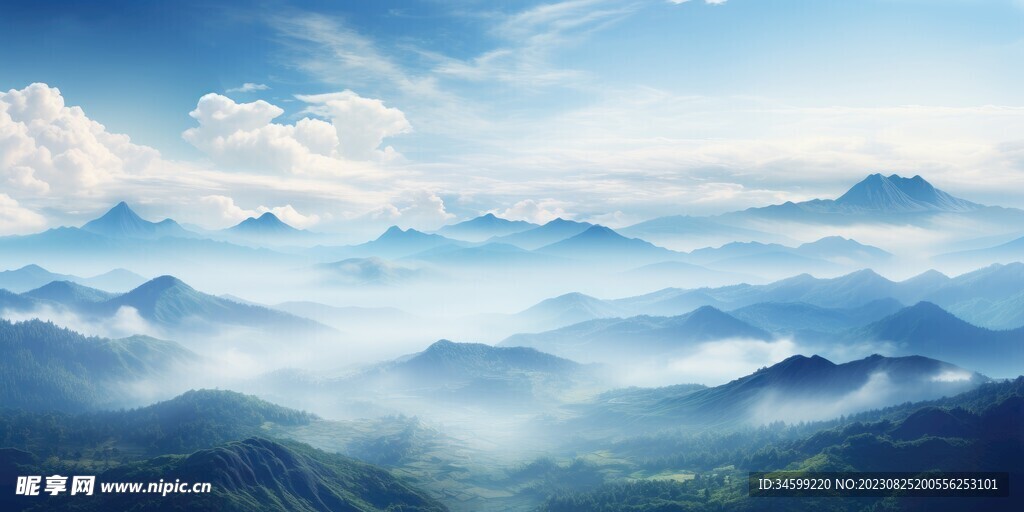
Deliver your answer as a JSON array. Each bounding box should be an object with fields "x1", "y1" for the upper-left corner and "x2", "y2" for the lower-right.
[
  {"x1": 0, "y1": 264, "x2": 146, "y2": 293},
  {"x1": 849, "y1": 301, "x2": 1024, "y2": 377},
  {"x1": 0, "y1": 318, "x2": 196, "y2": 411},
  {"x1": 436, "y1": 213, "x2": 537, "y2": 242},
  {"x1": 571, "y1": 353, "x2": 986, "y2": 431},
  {"x1": 501, "y1": 306, "x2": 771, "y2": 363}
]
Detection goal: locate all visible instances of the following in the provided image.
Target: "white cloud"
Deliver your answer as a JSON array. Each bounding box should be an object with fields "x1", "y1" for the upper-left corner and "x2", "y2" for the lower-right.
[
  {"x1": 428, "y1": 0, "x2": 634, "y2": 88},
  {"x1": 296, "y1": 91, "x2": 411, "y2": 160},
  {"x1": 490, "y1": 199, "x2": 574, "y2": 224},
  {"x1": 0, "y1": 193, "x2": 47, "y2": 235},
  {"x1": 0, "y1": 304, "x2": 158, "y2": 339},
  {"x1": 0, "y1": 83, "x2": 159, "y2": 197},
  {"x1": 197, "y1": 194, "x2": 321, "y2": 229},
  {"x1": 182, "y1": 92, "x2": 409, "y2": 174},
  {"x1": 365, "y1": 190, "x2": 455, "y2": 230},
  {"x1": 226, "y1": 83, "x2": 271, "y2": 93},
  {"x1": 666, "y1": 338, "x2": 799, "y2": 386}
]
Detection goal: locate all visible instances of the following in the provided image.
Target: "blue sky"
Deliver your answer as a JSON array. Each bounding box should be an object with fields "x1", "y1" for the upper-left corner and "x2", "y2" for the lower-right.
[{"x1": 2, "y1": 0, "x2": 1024, "y2": 235}]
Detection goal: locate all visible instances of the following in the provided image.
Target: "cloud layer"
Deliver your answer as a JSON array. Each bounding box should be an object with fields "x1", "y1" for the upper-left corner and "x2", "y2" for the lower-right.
[{"x1": 1, "y1": 83, "x2": 158, "y2": 197}]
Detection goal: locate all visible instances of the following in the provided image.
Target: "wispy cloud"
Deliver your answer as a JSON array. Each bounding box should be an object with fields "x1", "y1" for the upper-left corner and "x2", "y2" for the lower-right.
[
  {"x1": 431, "y1": 0, "x2": 636, "y2": 87},
  {"x1": 226, "y1": 82, "x2": 270, "y2": 93}
]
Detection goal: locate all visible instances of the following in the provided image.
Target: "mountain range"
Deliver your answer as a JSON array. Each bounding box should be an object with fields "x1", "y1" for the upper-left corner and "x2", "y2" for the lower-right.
[
  {"x1": 501, "y1": 306, "x2": 770, "y2": 363},
  {"x1": 3, "y1": 174, "x2": 1016, "y2": 286},
  {"x1": 620, "y1": 174, "x2": 1024, "y2": 252},
  {"x1": 486, "y1": 218, "x2": 594, "y2": 250},
  {"x1": 535, "y1": 225, "x2": 684, "y2": 266},
  {"x1": 849, "y1": 301, "x2": 1024, "y2": 377},
  {"x1": 82, "y1": 201, "x2": 196, "y2": 239},
  {"x1": 550, "y1": 263, "x2": 1024, "y2": 327},
  {"x1": 336, "y1": 340, "x2": 592, "y2": 407},
  {"x1": 573, "y1": 353, "x2": 986, "y2": 431},
  {"x1": 214, "y1": 211, "x2": 323, "y2": 248},
  {"x1": 2, "y1": 275, "x2": 328, "y2": 337},
  {"x1": 0, "y1": 264, "x2": 146, "y2": 293},
  {"x1": 436, "y1": 213, "x2": 537, "y2": 242}
]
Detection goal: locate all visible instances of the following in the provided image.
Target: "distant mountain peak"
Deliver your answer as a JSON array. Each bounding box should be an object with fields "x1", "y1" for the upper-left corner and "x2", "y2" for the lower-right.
[
  {"x1": 23, "y1": 280, "x2": 115, "y2": 304},
  {"x1": 379, "y1": 225, "x2": 409, "y2": 237},
  {"x1": 424, "y1": 339, "x2": 458, "y2": 351},
  {"x1": 436, "y1": 213, "x2": 536, "y2": 242},
  {"x1": 768, "y1": 354, "x2": 837, "y2": 375},
  {"x1": 93, "y1": 201, "x2": 144, "y2": 222},
  {"x1": 835, "y1": 174, "x2": 979, "y2": 212},
  {"x1": 15, "y1": 264, "x2": 49, "y2": 274},
  {"x1": 545, "y1": 217, "x2": 575, "y2": 226},
  {"x1": 228, "y1": 211, "x2": 301, "y2": 235},
  {"x1": 82, "y1": 202, "x2": 191, "y2": 239},
  {"x1": 134, "y1": 275, "x2": 193, "y2": 293},
  {"x1": 578, "y1": 225, "x2": 618, "y2": 237},
  {"x1": 110, "y1": 200, "x2": 133, "y2": 211},
  {"x1": 902, "y1": 300, "x2": 952, "y2": 316}
]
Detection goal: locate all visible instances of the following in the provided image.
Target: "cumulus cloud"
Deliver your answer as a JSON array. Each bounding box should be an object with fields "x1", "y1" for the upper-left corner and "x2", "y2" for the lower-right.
[
  {"x1": 490, "y1": 199, "x2": 573, "y2": 224},
  {"x1": 365, "y1": 190, "x2": 455, "y2": 230},
  {"x1": 0, "y1": 83, "x2": 158, "y2": 196},
  {"x1": 198, "y1": 194, "x2": 321, "y2": 229},
  {"x1": 296, "y1": 91, "x2": 411, "y2": 160},
  {"x1": 182, "y1": 92, "x2": 409, "y2": 174},
  {"x1": 0, "y1": 193, "x2": 47, "y2": 234},
  {"x1": 226, "y1": 82, "x2": 270, "y2": 93}
]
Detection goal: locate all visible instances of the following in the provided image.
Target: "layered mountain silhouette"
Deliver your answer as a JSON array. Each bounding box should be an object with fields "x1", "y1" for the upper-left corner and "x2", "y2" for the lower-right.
[
  {"x1": 330, "y1": 340, "x2": 592, "y2": 407},
  {"x1": 22, "y1": 280, "x2": 117, "y2": 307},
  {"x1": 849, "y1": 301, "x2": 1024, "y2": 377},
  {"x1": 619, "y1": 214, "x2": 779, "y2": 248},
  {"x1": 0, "y1": 204, "x2": 294, "y2": 274},
  {"x1": 536, "y1": 225, "x2": 682, "y2": 265},
  {"x1": 939, "y1": 234, "x2": 1024, "y2": 267},
  {"x1": 730, "y1": 298, "x2": 904, "y2": 334},
  {"x1": 227, "y1": 212, "x2": 303, "y2": 236},
  {"x1": 681, "y1": 236, "x2": 892, "y2": 278},
  {"x1": 95, "y1": 275, "x2": 325, "y2": 333},
  {"x1": 578, "y1": 353, "x2": 986, "y2": 430},
  {"x1": 217, "y1": 212, "x2": 321, "y2": 247},
  {"x1": 622, "y1": 175, "x2": 1024, "y2": 244},
  {"x1": 738, "y1": 173, "x2": 983, "y2": 218},
  {"x1": 514, "y1": 263, "x2": 1024, "y2": 332},
  {"x1": 488, "y1": 218, "x2": 594, "y2": 250},
  {"x1": 515, "y1": 292, "x2": 627, "y2": 331},
  {"x1": 502, "y1": 306, "x2": 770, "y2": 363},
  {"x1": 436, "y1": 213, "x2": 537, "y2": 242},
  {"x1": 314, "y1": 226, "x2": 466, "y2": 260},
  {"x1": 0, "y1": 264, "x2": 146, "y2": 293}
]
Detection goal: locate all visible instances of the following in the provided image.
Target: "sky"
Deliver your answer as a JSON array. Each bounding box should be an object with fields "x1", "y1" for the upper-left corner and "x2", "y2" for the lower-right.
[{"x1": 2, "y1": 0, "x2": 1024, "y2": 236}]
